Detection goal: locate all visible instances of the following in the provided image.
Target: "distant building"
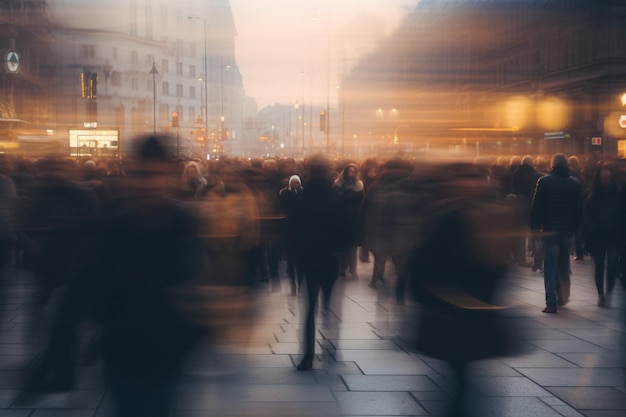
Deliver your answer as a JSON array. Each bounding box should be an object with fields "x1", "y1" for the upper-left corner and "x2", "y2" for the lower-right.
[
  {"x1": 0, "y1": 0, "x2": 255, "y2": 158},
  {"x1": 343, "y1": 0, "x2": 626, "y2": 159}
]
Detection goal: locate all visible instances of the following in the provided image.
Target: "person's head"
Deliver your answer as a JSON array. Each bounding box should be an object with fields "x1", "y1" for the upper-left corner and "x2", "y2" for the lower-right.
[
  {"x1": 509, "y1": 155, "x2": 521, "y2": 167},
  {"x1": 305, "y1": 154, "x2": 333, "y2": 186},
  {"x1": 288, "y1": 175, "x2": 302, "y2": 191},
  {"x1": 521, "y1": 155, "x2": 533, "y2": 167},
  {"x1": 128, "y1": 134, "x2": 177, "y2": 192},
  {"x1": 594, "y1": 165, "x2": 616, "y2": 190},
  {"x1": 568, "y1": 155, "x2": 581, "y2": 170},
  {"x1": 342, "y1": 163, "x2": 358, "y2": 182},
  {"x1": 551, "y1": 153, "x2": 569, "y2": 170}
]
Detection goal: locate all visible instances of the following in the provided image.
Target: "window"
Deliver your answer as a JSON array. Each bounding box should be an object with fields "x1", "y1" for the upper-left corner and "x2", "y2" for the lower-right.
[
  {"x1": 177, "y1": 62, "x2": 183, "y2": 75},
  {"x1": 189, "y1": 107, "x2": 196, "y2": 123},
  {"x1": 176, "y1": 83, "x2": 183, "y2": 97},
  {"x1": 131, "y1": 78, "x2": 138, "y2": 91},
  {"x1": 162, "y1": 81, "x2": 169, "y2": 95},
  {"x1": 162, "y1": 59, "x2": 169, "y2": 73},
  {"x1": 146, "y1": 54, "x2": 155, "y2": 65},
  {"x1": 111, "y1": 72, "x2": 121, "y2": 87},
  {"x1": 79, "y1": 44, "x2": 95, "y2": 58},
  {"x1": 190, "y1": 65, "x2": 196, "y2": 77},
  {"x1": 190, "y1": 86, "x2": 196, "y2": 99},
  {"x1": 159, "y1": 103, "x2": 169, "y2": 121}
]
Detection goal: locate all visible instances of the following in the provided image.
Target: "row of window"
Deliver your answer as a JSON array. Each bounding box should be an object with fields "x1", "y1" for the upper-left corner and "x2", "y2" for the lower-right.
[
  {"x1": 79, "y1": 44, "x2": 200, "y2": 78},
  {"x1": 157, "y1": 103, "x2": 198, "y2": 124}
]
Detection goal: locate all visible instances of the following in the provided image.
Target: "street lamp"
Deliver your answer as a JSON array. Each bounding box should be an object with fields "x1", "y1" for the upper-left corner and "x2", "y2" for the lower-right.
[
  {"x1": 394, "y1": 124, "x2": 409, "y2": 145},
  {"x1": 188, "y1": 16, "x2": 208, "y2": 157},
  {"x1": 149, "y1": 62, "x2": 158, "y2": 134}
]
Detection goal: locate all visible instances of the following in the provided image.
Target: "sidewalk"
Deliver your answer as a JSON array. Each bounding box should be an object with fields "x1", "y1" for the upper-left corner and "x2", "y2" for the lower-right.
[{"x1": 0, "y1": 256, "x2": 624, "y2": 417}]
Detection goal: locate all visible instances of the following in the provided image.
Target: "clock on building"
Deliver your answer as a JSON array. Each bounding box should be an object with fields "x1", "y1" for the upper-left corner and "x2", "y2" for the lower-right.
[{"x1": 4, "y1": 50, "x2": 19, "y2": 73}]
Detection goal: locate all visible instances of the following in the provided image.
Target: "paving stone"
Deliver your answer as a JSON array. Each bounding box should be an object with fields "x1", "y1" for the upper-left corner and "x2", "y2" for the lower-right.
[
  {"x1": 545, "y1": 387, "x2": 626, "y2": 410},
  {"x1": 11, "y1": 390, "x2": 103, "y2": 409},
  {"x1": 334, "y1": 391, "x2": 427, "y2": 415},
  {"x1": 342, "y1": 375, "x2": 439, "y2": 392},
  {"x1": 516, "y1": 368, "x2": 625, "y2": 387}
]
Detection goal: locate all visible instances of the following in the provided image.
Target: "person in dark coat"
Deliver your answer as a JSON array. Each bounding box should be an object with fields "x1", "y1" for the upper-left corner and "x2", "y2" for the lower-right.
[
  {"x1": 293, "y1": 154, "x2": 350, "y2": 370},
  {"x1": 511, "y1": 155, "x2": 544, "y2": 271},
  {"x1": 332, "y1": 163, "x2": 364, "y2": 278},
  {"x1": 29, "y1": 136, "x2": 206, "y2": 417},
  {"x1": 279, "y1": 174, "x2": 304, "y2": 295},
  {"x1": 409, "y1": 163, "x2": 521, "y2": 417},
  {"x1": 583, "y1": 165, "x2": 622, "y2": 307},
  {"x1": 531, "y1": 154, "x2": 584, "y2": 313}
]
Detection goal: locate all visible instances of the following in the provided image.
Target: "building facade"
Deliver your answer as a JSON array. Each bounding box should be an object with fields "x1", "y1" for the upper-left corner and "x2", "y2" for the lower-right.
[
  {"x1": 0, "y1": 0, "x2": 253, "y2": 158},
  {"x1": 343, "y1": 0, "x2": 626, "y2": 159}
]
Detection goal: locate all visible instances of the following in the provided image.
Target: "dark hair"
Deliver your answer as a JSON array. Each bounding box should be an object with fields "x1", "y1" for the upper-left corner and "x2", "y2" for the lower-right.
[{"x1": 134, "y1": 134, "x2": 172, "y2": 163}]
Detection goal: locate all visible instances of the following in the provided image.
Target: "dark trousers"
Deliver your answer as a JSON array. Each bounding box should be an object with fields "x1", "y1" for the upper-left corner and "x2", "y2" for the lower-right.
[
  {"x1": 591, "y1": 243, "x2": 619, "y2": 296},
  {"x1": 301, "y1": 257, "x2": 338, "y2": 360}
]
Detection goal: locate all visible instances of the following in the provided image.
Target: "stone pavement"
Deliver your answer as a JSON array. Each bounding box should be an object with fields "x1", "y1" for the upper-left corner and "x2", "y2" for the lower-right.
[{"x1": 0, "y1": 255, "x2": 625, "y2": 416}]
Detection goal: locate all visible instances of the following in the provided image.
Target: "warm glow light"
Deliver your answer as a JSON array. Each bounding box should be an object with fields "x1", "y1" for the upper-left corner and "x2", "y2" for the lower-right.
[
  {"x1": 536, "y1": 97, "x2": 570, "y2": 131},
  {"x1": 621, "y1": 93, "x2": 626, "y2": 107},
  {"x1": 503, "y1": 96, "x2": 532, "y2": 129}
]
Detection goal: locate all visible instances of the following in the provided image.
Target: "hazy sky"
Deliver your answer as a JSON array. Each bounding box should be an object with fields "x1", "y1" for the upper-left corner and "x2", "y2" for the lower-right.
[{"x1": 229, "y1": 0, "x2": 416, "y2": 109}]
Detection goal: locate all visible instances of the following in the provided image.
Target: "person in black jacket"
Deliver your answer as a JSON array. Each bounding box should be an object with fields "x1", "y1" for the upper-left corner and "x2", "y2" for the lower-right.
[
  {"x1": 531, "y1": 154, "x2": 584, "y2": 313},
  {"x1": 293, "y1": 154, "x2": 350, "y2": 370},
  {"x1": 584, "y1": 165, "x2": 622, "y2": 307}
]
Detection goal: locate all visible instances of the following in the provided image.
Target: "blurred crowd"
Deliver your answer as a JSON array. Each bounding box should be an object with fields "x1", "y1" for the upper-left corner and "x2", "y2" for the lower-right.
[{"x1": 0, "y1": 135, "x2": 625, "y2": 416}]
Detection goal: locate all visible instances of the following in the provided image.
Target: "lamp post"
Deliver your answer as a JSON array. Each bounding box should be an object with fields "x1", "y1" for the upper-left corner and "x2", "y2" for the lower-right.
[
  {"x1": 294, "y1": 101, "x2": 299, "y2": 157},
  {"x1": 300, "y1": 68, "x2": 305, "y2": 157},
  {"x1": 149, "y1": 62, "x2": 158, "y2": 134},
  {"x1": 189, "y1": 16, "x2": 208, "y2": 157},
  {"x1": 220, "y1": 63, "x2": 230, "y2": 149}
]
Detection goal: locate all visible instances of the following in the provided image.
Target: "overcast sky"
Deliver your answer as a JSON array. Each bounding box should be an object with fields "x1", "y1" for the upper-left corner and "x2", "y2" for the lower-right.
[{"x1": 229, "y1": 0, "x2": 416, "y2": 109}]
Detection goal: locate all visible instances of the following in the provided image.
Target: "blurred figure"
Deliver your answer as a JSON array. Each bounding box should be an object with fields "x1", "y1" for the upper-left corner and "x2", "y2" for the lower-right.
[
  {"x1": 179, "y1": 160, "x2": 207, "y2": 200},
  {"x1": 293, "y1": 155, "x2": 350, "y2": 370},
  {"x1": 362, "y1": 158, "x2": 412, "y2": 293},
  {"x1": 19, "y1": 158, "x2": 98, "y2": 343},
  {"x1": 531, "y1": 154, "x2": 584, "y2": 313},
  {"x1": 29, "y1": 136, "x2": 207, "y2": 417},
  {"x1": 568, "y1": 156, "x2": 587, "y2": 260},
  {"x1": 501, "y1": 156, "x2": 529, "y2": 267},
  {"x1": 194, "y1": 161, "x2": 259, "y2": 288},
  {"x1": 332, "y1": 163, "x2": 364, "y2": 278},
  {"x1": 358, "y1": 158, "x2": 380, "y2": 263},
  {"x1": 617, "y1": 179, "x2": 626, "y2": 386},
  {"x1": 279, "y1": 175, "x2": 304, "y2": 295},
  {"x1": 0, "y1": 172, "x2": 16, "y2": 305},
  {"x1": 250, "y1": 159, "x2": 284, "y2": 291},
  {"x1": 409, "y1": 163, "x2": 520, "y2": 417},
  {"x1": 511, "y1": 155, "x2": 544, "y2": 270},
  {"x1": 583, "y1": 165, "x2": 621, "y2": 307}
]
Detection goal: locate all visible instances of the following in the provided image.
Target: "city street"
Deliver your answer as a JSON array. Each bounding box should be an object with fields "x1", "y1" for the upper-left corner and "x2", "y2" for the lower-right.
[{"x1": 0, "y1": 255, "x2": 624, "y2": 417}]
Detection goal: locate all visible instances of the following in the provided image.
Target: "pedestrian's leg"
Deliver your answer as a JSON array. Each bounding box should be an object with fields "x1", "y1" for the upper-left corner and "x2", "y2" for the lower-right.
[
  {"x1": 369, "y1": 249, "x2": 386, "y2": 288},
  {"x1": 298, "y1": 273, "x2": 319, "y2": 370},
  {"x1": 348, "y1": 246, "x2": 358, "y2": 277},
  {"x1": 542, "y1": 235, "x2": 558, "y2": 311},
  {"x1": 556, "y1": 234, "x2": 573, "y2": 306},
  {"x1": 592, "y1": 246, "x2": 606, "y2": 305},
  {"x1": 359, "y1": 245, "x2": 370, "y2": 263},
  {"x1": 606, "y1": 245, "x2": 620, "y2": 305}
]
